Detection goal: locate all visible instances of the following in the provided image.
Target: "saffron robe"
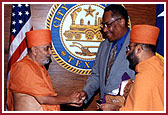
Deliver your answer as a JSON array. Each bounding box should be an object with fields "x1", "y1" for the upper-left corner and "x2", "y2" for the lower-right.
[
  {"x1": 120, "y1": 56, "x2": 164, "y2": 111},
  {"x1": 7, "y1": 55, "x2": 60, "y2": 111}
]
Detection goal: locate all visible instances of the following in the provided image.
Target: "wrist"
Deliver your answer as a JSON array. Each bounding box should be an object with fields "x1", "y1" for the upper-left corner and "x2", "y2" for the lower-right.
[
  {"x1": 81, "y1": 90, "x2": 87, "y2": 97},
  {"x1": 68, "y1": 96, "x2": 74, "y2": 103}
]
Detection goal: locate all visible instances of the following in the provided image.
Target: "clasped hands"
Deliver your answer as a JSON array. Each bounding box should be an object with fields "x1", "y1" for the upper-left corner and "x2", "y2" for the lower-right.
[
  {"x1": 69, "y1": 91, "x2": 87, "y2": 107},
  {"x1": 69, "y1": 91, "x2": 121, "y2": 110}
]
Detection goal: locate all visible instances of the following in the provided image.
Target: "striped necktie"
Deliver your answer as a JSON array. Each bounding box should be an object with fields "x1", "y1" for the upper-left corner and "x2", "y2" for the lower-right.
[{"x1": 105, "y1": 43, "x2": 117, "y2": 85}]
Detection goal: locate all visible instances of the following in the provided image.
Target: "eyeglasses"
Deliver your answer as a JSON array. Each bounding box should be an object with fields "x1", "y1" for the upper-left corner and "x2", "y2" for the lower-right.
[
  {"x1": 126, "y1": 44, "x2": 137, "y2": 52},
  {"x1": 101, "y1": 18, "x2": 122, "y2": 28},
  {"x1": 126, "y1": 46, "x2": 131, "y2": 52}
]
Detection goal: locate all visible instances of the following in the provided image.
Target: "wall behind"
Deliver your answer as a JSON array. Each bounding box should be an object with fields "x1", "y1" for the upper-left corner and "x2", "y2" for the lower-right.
[{"x1": 4, "y1": 4, "x2": 156, "y2": 111}]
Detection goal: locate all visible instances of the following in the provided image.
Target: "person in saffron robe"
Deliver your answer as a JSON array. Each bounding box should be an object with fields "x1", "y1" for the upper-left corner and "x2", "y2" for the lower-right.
[
  {"x1": 100, "y1": 25, "x2": 164, "y2": 111},
  {"x1": 7, "y1": 29, "x2": 83, "y2": 111}
]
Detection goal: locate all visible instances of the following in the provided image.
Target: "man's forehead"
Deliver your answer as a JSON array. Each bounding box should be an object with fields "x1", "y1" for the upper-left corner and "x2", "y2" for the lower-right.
[
  {"x1": 103, "y1": 11, "x2": 112, "y2": 17},
  {"x1": 102, "y1": 12, "x2": 116, "y2": 22},
  {"x1": 36, "y1": 44, "x2": 51, "y2": 48}
]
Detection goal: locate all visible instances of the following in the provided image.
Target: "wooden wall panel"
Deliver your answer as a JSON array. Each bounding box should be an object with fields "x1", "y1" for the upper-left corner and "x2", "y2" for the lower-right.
[
  {"x1": 4, "y1": 4, "x2": 156, "y2": 111},
  {"x1": 4, "y1": 4, "x2": 12, "y2": 108},
  {"x1": 125, "y1": 4, "x2": 156, "y2": 26}
]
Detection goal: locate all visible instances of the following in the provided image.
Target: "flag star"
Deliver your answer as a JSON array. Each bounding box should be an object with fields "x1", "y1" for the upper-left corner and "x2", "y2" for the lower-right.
[
  {"x1": 12, "y1": 21, "x2": 16, "y2": 25},
  {"x1": 19, "y1": 20, "x2": 23, "y2": 24},
  {"x1": 25, "y1": 4, "x2": 29, "y2": 7},
  {"x1": 12, "y1": 12, "x2": 15, "y2": 16},
  {"x1": 12, "y1": 28, "x2": 16, "y2": 33},
  {"x1": 12, "y1": 5, "x2": 15, "y2": 8},
  {"x1": 18, "y1": 11, "x2": 22, "y2": 16},
  {"x1": 158, "y1": 11, "x2": 164, "y2": 17},
  {"x1": 25, "y1": 11, "x2": 29, "y2": 15},
  {"x1": 18, "y1": 4, "x2": 22, "y2": 8}
]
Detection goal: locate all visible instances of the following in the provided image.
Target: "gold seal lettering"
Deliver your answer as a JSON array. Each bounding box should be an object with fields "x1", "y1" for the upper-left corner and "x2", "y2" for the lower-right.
[
  {"x1": 68, "y1": 56, "x2": 74, "y2": 63},
  {"x1": 61, "y1": 4, "x2": 68, "y2": 11},
  {"x1": 53, "y1": 5, "x2": 68, "y2": 28},
  {"x1": 84, "y1": 62, "x2": 90, "y2": 68}
]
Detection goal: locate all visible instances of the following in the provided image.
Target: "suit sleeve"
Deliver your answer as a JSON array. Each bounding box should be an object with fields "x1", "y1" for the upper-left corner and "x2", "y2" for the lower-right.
[{"x1": 82, "y1": 41, "x2": 104, "y2": 103}]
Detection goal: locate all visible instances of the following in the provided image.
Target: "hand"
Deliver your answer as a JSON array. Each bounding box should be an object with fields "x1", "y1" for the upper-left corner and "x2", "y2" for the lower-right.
[
  {"x1": 68, "y1": 91, "x2": 86, "y2": 107},
  {"x1": 96, "y1": 100, "x2": 102, "y2": 110},
  {"x1": 69, "y1": 92, "x2": 81, "y2": 104},
  {"x1": 100, "y1": 103, "x2": 121, "y2": 111},
  {"x1": 96, "y1": 103, "x2": 101, "y2": 110},
  {"x1": 123, "y1": 79, "x2": 133, "y2": 99},
  {"x1": 79, "y1": 90, "x2": 87, "y2": 101}
]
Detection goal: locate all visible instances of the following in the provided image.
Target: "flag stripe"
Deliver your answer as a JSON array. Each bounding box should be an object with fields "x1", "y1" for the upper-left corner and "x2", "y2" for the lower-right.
[
  {"x1": 18, "y1": 48, "x2": 28, "y2": 61},
  {"x1": 8, "y1": 37, "x2": 27, "y2": 72},
  {"x1": 8, "y1": 25, "x2": 33, "y2": 71},
  {"x1": 8, "y1": 18, "x2": 32, "y2": 60},
  {"x1": 6, "y1": 4, "x2": 33, "y2": 110},
  {"x1": 7, "y1": 4, "x2": 32, "y2": 77},
  {"x1": 9, "y1": 35, "x2": 15, "y2": 46}
]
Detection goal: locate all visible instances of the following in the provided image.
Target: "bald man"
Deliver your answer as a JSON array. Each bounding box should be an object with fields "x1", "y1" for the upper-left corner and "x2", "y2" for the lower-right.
[{"x1": 7, "y1": 29, "x2": 83, "y2": 111}]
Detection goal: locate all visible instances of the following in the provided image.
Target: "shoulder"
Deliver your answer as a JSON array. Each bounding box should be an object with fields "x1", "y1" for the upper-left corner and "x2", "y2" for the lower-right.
[
  {"x1": 11, "y1": 60, "x2": 29, "y2": 73},
  {"x1": 99, "y1": 39, "x2": 108, "y2": 46},
  {"x1": 9, "y1": 56, "x2": 42, "y2": 85},
  {"x1": 136, "y1": 56, "x2": 164, "y2": 78},
  {"x1": 11, "y1": 57, "x2": 32, "y2": 71},
  {"x1": 135, "y1": 61, "x2": 163, "y2": 88},
  {"x1": 10, "y1": 56, "x2": 36, "y2": 79},
  {"x1": 98, "y1": 39, "x2": 111, "y2": 52}
]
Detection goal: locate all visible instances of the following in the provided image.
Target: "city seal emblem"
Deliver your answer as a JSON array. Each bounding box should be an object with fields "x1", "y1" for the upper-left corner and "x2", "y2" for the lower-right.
[{"x1": 46, "y1": 4, "x2": 129, "y2": 75}]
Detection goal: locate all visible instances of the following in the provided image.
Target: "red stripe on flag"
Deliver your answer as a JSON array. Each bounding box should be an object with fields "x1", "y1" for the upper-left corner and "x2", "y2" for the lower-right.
[
  {"x1": 9, "y1": 35, "x2": 15, "y2": 46},
  {"x1": 30, "y1": 26, "x2": 33, "y2": 31},
  {"x1": 7, "y1": 38, "x2": 27, "y2": 73}
]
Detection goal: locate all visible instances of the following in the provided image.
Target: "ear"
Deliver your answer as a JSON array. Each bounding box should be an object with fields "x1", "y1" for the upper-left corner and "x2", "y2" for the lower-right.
[
  {"x1": 31, "y1": 47, "x2": 37, "y2": 56},
  {"x1": 120, "y1": 18, "x2": 125, "y2": 27},
  {"x1": 135, "y1": 44, "x2": 143, "y2": 56}
]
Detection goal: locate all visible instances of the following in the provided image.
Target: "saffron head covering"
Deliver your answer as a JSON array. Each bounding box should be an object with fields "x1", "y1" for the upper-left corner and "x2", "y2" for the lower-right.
[
  {"x1": 26, "y1": 29, "x2": 52, "y2": 48},
  {"x1": 130, "y1": 25, "x2": 160, "y2": 46}
]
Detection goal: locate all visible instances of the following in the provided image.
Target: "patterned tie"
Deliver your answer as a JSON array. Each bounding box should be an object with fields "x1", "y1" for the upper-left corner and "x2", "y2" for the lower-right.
[{"x1": 105, "y1": 43, "x2": 117, "y2": 85}]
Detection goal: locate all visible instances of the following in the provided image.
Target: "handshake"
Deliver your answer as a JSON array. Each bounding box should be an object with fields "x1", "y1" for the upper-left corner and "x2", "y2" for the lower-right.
[{"x1": 68, "y1": 91, "x2": 87, "y2": 107}]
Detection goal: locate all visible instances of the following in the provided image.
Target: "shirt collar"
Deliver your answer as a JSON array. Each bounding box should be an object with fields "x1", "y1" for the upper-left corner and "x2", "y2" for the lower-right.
[{"x1": 116, "y1": 29, "x2": 129, "y2": 49}]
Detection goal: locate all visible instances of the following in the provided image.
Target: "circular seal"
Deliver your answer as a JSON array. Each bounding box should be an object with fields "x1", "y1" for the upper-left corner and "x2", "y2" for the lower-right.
[{"x1": 46, "y1": 4, "x2": 131, "y2": 75}]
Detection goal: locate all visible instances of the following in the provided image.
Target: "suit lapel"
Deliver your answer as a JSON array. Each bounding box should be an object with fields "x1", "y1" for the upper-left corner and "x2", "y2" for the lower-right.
[
  {"x1": 102, "y1": 39, "x2": 113, "y2": 85},
  {"x1": 105, "y1": 31, "x2": 130, "y2": 86}
]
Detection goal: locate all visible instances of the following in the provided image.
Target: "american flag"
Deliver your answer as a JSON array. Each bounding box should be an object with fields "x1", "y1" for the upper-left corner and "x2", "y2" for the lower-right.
[{"x1": 7, "y1": 4, "x2": 33, "y2": 85}]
